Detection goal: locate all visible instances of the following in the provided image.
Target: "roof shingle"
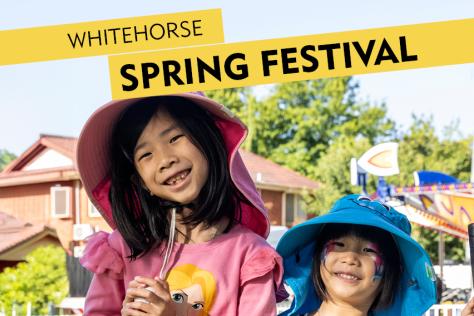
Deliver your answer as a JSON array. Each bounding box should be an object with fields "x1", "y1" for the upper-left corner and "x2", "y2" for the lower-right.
[{"x1": 0, "y1": 212, "x2": 56, "y2": 255}]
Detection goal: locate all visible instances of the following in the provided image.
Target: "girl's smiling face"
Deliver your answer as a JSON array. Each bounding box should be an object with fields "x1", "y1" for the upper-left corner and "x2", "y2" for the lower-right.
[
  {"x1": 133, "y1": 108, "x2": 209, "y2": 205},
  {"x1": 319, "y1": 235, "x2": 384, "y2": 308}
]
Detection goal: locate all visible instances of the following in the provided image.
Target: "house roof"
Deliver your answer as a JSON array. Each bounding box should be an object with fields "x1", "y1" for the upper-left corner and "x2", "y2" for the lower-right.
[
  {"x1": 1, "y1": 134, "x2": 319, "y2": 191},
  {"x1": 2, "y1": 134, "x2": 77, "y2": 173},
  {"x1": 240, "y1": 150, "x2": 319, "y2": 190},
  {"x1": 0, "y1": 134, "x2": 78, "y2": 186},
  {"x1": 0, "y1": 212, "x2": 58, "y2": 259}
]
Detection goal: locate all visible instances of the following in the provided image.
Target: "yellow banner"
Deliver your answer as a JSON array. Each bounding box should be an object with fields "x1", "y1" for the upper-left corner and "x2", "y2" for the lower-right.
[
  {"x1": 108, "y1": 18, "x2": 474, "y2": 99},
  {"x1": 0, "y1": 9, "x2": 224, "y2": 66}
]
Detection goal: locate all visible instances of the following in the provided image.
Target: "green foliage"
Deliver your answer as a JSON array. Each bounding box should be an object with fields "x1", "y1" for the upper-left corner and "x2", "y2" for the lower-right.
[
  {"x1": 206, "y1": 87, "x2": 257, "y2": 151},
  {"x1": 208, "y1": 81, "x2": 470, "y2": 263},
  {"x1": 0, "y1": 246, "x2": 68, "y2": 314},
  {"x1": 0, "y1": 149, "x2": 16, "y2": 171},
  {"x1": 412, "y1": 226, "x2": 466, "y2": 264},
  {"x1": 387, "y1": 115, "x2": 471, "y2": 263},
  {"x1": 209, "y1": 78, "x2": 395, "y2": 184},
  {"x1": 310, "y1": 136, "x2": 375, "y2": 212},
  {"x1": 206, "y1": 87, "x2": 251, "y2": 118},
  {"x1": 253, "y1": 78, "x2": 395, "y2": 173},
  {"x1": 386, "y1": 115, "x2": 472, "y2": 187},
  {"x1": 208, "y1": 79, "x2": 396, "y2": 212}
]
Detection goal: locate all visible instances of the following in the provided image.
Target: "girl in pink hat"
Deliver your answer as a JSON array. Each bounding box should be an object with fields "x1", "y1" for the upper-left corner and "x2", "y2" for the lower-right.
[{"x1": 77, "y1": 93, "x2": 283, "y2": 315}]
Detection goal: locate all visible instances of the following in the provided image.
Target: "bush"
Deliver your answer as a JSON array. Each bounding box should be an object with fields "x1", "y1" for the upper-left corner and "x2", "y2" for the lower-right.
[{"x1": 0, "y1": 245, "x2": 68, "y2": 314}]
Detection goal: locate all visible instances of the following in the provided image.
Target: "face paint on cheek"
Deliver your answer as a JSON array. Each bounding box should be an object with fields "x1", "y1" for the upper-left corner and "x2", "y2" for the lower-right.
[
  {"x1": 373, "y1": 256, "x2": 384, "y2": 281},
  {"x1": 368, "y1": 242, "x2": 384, "y2": 281},
  {"x1": 321, "y1": 240, "x2": 337, "y2": 265}
]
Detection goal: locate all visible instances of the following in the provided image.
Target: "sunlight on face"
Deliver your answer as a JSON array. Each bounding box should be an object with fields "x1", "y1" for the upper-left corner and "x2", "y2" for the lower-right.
[
  {"x1": 319, "y1": 235, "x2": 384, "y2": 307},
  {"x1": 133, "y1": 108, "x2": 209, "y2": 204}
]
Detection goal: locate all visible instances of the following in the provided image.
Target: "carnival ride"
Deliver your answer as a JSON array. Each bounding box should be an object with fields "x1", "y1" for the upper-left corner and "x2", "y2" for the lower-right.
[
  {"x1": 352, "y1": 142, "x2": 474, "y2": 239},
  {"x1": 352, "y1": 142, "x2": 474, "y2": 302}
]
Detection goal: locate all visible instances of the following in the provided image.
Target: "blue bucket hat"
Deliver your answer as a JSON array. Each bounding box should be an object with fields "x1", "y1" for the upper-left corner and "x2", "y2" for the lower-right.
[{"x1": 276, "y1": 194, "x2": 437, "y2": 316}]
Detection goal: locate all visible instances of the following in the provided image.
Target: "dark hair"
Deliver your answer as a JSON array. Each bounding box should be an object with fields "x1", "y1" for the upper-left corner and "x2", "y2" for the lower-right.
[
  {"x1": 312, "y1": 223, "x2": 401, "y2": 310},
  {"x1": 109, "y1": 96, "x2": 247, "y2": 259}
]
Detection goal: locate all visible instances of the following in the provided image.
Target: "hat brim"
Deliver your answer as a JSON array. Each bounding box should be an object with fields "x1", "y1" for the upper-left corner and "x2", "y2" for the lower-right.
[{"x1": 277, "y1": 209, "x2": 420, "y2": 258}]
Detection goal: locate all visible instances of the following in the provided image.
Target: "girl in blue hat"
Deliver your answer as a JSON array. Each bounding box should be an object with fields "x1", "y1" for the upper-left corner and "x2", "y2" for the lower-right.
[{"x1": 277, "y1": 194, "x2": 437, "y2": 316}]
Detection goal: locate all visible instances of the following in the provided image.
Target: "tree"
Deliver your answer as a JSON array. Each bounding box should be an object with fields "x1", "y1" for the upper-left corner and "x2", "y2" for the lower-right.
[
  {"x1": 0, "y1": 246, "x2": 68, "y2": 314},
  {"x1": 412, "y1": 226, "x2": 466, "y2": 264},
  {"x1": 258, "y1": 78, "x2": 395, "y2": 173},
  {"x1": 387, "y1": 114, "x2": 472, "y2": 186},
  {"x1": 209, "y1": 78, "x2": 395, "y2": 178},
  {"x1": 0, "y1": 149, "x2": 15, "y2": 171},
  {"x1": 208, "y1": 80, "x2": 395, "y2": 211},
  {"x1": 206, "y1": 87, "x2": 258, "y2": 151},
  {"x1": 309, "y1": 136, "x2": 376, "y2": 212},
  {"x1": 386, "y1": 115, "x2": 472, "y2": 263}
]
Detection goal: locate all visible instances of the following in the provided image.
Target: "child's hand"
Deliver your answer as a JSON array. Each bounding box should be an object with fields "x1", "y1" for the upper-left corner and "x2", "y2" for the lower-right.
[
  {"x1": 121, "y1": 276, "x2": 176, "y2": 316},
  {"x1": 462, "y1": 296, "x2": 474, "y2": 316}
]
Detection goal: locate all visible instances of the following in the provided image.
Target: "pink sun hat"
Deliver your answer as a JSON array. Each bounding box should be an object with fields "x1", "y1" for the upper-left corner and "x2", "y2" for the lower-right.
[{"x1": 76, "y1": 92, "x2": 270, "y2": 238}]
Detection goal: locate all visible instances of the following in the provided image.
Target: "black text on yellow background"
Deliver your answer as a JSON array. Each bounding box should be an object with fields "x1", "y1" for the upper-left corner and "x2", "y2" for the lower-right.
[
  {"x1": 108, "y1": 18, "x2": 474, "y2": 99},
  {"x1": 0, "y1": 9, "x2": 223, "y2": 66}
]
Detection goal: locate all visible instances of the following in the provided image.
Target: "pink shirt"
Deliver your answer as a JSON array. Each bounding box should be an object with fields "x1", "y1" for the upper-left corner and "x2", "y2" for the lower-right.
[{"x1": 81, "y1": 224, "x2": 283, "y2": 315}]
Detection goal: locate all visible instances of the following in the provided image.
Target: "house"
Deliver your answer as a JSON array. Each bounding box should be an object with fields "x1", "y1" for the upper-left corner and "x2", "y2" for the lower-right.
[
  {"x1": 0, "y1": 135, "x2": 108, "y2": 257},
  {"x1": 0, "y1": 211, "x2": 60, "y2": 271},
  {"x1": 0, "y1": 134, "x2": 319, "y2": 255},
  {"x1": 239, "y1": 150, "x2": 319, "y2": 226}
]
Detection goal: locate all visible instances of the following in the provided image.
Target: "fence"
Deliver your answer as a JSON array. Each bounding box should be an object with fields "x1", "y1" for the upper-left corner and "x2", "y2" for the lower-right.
[
  {"x1": 276, "y1": 302, "x2": 465, "y2": 315},
  {"x1": 1, "y1": 302, "x2": 467, "y2": 315},
  {"x1": 0, "y1": 299, "x2": 83, "y2": 316},
  {"x1": 66, "y1": 255, "x2": 92, "y2": 297},
  {"x1": 0, "y1": 302, "x2": 58, "y2": 316},
  {"x1": 424, "y1": 304, "x2": 465, "y2": 316}
]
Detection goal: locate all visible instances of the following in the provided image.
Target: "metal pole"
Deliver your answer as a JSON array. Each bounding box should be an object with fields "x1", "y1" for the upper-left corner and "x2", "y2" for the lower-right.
[
  {"x1": 47, "y1": 302, "x2": 54, "y2": 316},
  {"x1": 438, "y1": 232, "x2": 445, "y2": 281},
  {"x1": 471, "y1": 140, "x2": 474, "y2": 183}
]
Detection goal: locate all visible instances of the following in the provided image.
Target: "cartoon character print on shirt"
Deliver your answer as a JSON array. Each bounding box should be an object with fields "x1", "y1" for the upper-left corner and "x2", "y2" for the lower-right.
[
  {"x1": 166, "y1": 264, "x2": 216, "y2": 316},
  {"x1": 321, "y1": 239, "x2": 384, "y2": 282}
]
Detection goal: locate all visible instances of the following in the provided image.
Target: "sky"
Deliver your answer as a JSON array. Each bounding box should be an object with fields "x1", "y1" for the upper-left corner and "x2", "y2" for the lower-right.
[{"x1": 0, "y1": 0, "x2": 473, "y2": 156}]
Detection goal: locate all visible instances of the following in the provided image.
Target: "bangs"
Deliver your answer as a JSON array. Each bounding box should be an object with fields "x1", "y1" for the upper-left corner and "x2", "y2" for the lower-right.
[
  {"x1": 319, "y1": 223, "x2": 392, "y2": 250},
  {"x1": 312, "y1": 223, "x2": 402, "y2": 310}
]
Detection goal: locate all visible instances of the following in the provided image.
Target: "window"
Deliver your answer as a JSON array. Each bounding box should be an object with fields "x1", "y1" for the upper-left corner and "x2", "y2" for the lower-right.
[
  {"x1": 51, "y1": 186, "x2": 72, "y2": 218},
  {"x1": 285, "y1": 194, "x2": 295, "y2": 226},
  {"x1": 296, "y1": 196, "x2": 306, "y2": 221},
  {"x1": 88, "y1": 200, "x2": 101, "y2": 217},
  {"x1": 285, "y1": 193, "x2": 306, "y2": 226}
]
